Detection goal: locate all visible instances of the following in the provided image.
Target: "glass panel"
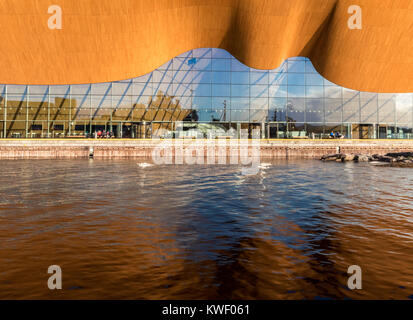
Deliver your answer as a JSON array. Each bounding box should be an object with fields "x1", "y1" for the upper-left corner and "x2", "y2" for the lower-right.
[
  {"x1": 192, "y1": 71, "x2": 211, "y2": 84},
  {"x1": 112, "y1": 82, "x2": 132, "y2": 96},
  {"x1": 360, "y1": 92, "x2": 378, "y2": 123},
  {"x1": 192, "y1": 58, "x2": 211, "y2": 71},
  {"x1": 173, "y1": 82, "x2": 193, "y2": 97},
  {"x1": 211, "y1": 71, "x2": 230, "y2": 84},
  {"x1": 231, "y1": 72, "x2": 249, "y2": 84},
  {"x1": 29, "y1": 86, "x2": 49, "y2": 96},
  {"x1": 230, "y1": 97, "x2": 249, "y2": 110},
  {"x1": 231, "y1": 59, "x2": 249, "y2": 72},
  {"x1": 306, "y1": 98, "x2": 324, "y2": 123},
  {"x1": 231, "y1": 109, "x2": 249, "y2": 121},
  {"x1": 287, "y1": 60, "x2": 306, "y2": 73},
  {"x1": 378, "y1": 94, "x2": 396, "y2": 125},
  {"x1": 193, "y1": 96, "x2": 211, "y2": 109},
  {"x1": 396, "y1": 93, "x2": 412, "y2": 125},
  {"x1": 288, "y1": 73, "x2": 305, "y2": 85},
  {"x1": 305, "y1": 60, "x2": 318, "y2": 73},
  {"x1": 269, "y1": 72, "x2": 287, "y2": 86},
  {"x1": 211, "y1": 59, "x2": 231, "y2": 71},
  {"x1": 325, "y1": 86, "x2": 342, "y2": 98},
  {"x1": 92, "y1": 83, "x2": 111, "y2": 95},
  {"x1": 250, "y1": 71, "x2": 268, "y2": 85},
  {"x1": 133, "y1": 82, "x2": 153, "y2": 97},
  {"x1": 269, "y1": 85, "x2": 287, "y2": 98},
  {"x1": 173, "y1": 70, "x2": 194, "y2": 84},
  {"x1": 287, "y1": 98, "x2": 305, "y2": 122},
  {"x1": 153, "y1": 82, "x2": 174, "y2": 96},
  {"x1": 343, "y1": 100, "x2": 359, "y2": 123},
  {"x1": 251, "y1": 97, "x2": 268, "y2": 108},
  {"x1": 50, "y1": 85, "x2": 70, "y2": 95},
  {"x1": 71, "y1": 84, "x2": 90, "y2": 95},
  {"x1": 250, "y1": 108, "x2": 267, "y2": 122},
  {"x1": 325, "y1": 98, "x2": 342, "y2": 122},
  {"x1": 6, "y1": 85, "x2": 27, "y2": 94},
  {"x1": 306, "y1": 86, "x2": 324, "y2": 98},
  {"x1": 288, "y1": 86, "x2": 305, "y2": 98},
  {"x1": 212, "y1": 48, "x2": 230, "y2": 58},
  {"x1": 153, "y1": 70, "x2": 173, "y2": 83},
  {"x1": 306, "y1": 73, "x2": 324, "y2": 86},
  {"x1": 194, "y1": 84, "x2": 211, "y2": 97},
  {"x1": 212, "y1": 84, "x2": 230, "y2": 97},
  {"x1": 250, "y1": 85, "x2": 268, "y2": 99},
  {"x1": 269, "y1": 97, "x2": 287, "y2": 122},
  {"x1": 342, "y1": 88, "x2": 359, "y2": 123},
  {"x1": 71, "y1": 94, "x2": 90, "y2": 120},
  {"x1": 192, "y1": 48, "x2": 212, "y2": 58},
  {"x1": 231, "y1": 84, "x2": 249, "y2": 97},
  {"x1": 173, "y1": 57, "x2": 191, "y2": 71},
  {"x1": 91, "y1": 94, "x2": 112, "y2": 120}
]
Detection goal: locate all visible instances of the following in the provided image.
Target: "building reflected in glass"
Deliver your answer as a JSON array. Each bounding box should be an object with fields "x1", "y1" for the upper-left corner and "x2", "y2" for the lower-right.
[{"x1": 0, "y1": 48, "x2": 412, "y2": 139}]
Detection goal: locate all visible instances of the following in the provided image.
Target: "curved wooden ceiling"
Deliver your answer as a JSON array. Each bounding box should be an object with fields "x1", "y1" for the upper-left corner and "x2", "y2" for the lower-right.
[{"x1": 0, "y1": 0, "x2": 411, "y2": 92}]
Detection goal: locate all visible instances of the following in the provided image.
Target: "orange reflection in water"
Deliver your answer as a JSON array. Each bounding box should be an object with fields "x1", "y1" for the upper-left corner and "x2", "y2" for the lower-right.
[{"x1": 0, "y1": 159, "x2": 412, "y2": 299}]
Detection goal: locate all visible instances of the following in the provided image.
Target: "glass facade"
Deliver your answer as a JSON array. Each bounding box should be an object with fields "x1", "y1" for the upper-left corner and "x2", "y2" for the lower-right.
[{"x1": 0, "y1": 48, "x2": 412, "y2": 139}]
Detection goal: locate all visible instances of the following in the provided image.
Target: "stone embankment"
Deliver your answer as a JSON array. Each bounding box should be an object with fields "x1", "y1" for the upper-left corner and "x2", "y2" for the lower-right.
[
  {"x1": 321, "y1": 152, "x2": 413, "y2": 167},
  {"x1": 0, "y1": 139, "x2": 412, "y2": 160}
]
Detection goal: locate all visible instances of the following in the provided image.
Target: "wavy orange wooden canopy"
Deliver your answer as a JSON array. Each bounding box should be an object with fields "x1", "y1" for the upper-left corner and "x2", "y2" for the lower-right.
[{"x1": 0, "y1": 0, "x2": 412, "y2": 92}]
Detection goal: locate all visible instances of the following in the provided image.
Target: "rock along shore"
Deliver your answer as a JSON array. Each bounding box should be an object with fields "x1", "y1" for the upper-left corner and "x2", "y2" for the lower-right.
[{"x1": 321, "y1": 152, "x2": 413, "y2": 167}]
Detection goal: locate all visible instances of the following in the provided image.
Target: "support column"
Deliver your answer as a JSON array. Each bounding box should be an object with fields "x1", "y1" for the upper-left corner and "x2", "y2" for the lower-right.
[
  {"x1": 261, "y1": 121, "x2": 265, "y2": 139},
  {"x1": 110, "y1": 86, "x2": 113, "y2": 134},
  {"x1": 3, "y1": 86, "x2": 7, "y2": 138},
  {"x1": 25, "y1": 86, "x2": 29, "y2": 138},
  {"x1": 89, "y1": 84, "x2": 92, "y2": 136},
  {"x1": 142, "y1": 121, "x2": 146, "y2": 139},
  {"x1": 68, "y1": 85, "x2": 72, "y2": 136},
  {"x1": 47, "y1": 86, "x2": 50, "y2": 138}
]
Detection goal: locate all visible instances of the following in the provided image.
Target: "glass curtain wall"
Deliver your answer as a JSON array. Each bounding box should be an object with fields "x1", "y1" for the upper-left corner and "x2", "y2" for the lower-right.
[{"x1": 0, "y1": 48, "x2": 412, "y2": 139}]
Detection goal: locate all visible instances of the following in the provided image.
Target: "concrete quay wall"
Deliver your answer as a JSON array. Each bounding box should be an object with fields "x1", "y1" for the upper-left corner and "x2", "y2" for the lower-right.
[{"x1": 0, "y1": 139, "x2": 412, "y2": 160}]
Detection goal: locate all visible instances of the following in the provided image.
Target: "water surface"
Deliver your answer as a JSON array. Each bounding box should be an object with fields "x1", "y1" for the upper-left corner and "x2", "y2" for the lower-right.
[{"x1": 0, "y1": 159, "x2": 412, "y2": 299}]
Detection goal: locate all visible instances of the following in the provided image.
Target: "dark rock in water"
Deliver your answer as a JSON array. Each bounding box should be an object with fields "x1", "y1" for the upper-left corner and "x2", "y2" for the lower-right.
[
  {"x1": 386, "y1": 152, "x2": 413, "y2": 158},
  {"x1": 321, "y1": 154, "x2": 340, "y2": 161},
  {"x1": 343, "y1": 154, "x2": 355, "y2": 161},
  {"x1": 321, "y1": 151, "x2": 413, "y2": 167},
  {"x1": 355, "y1": 154, "x2": 369, "y2": 162},
  {"x1": 377, "y1": 155, "x2": 394, "y2": 162}
]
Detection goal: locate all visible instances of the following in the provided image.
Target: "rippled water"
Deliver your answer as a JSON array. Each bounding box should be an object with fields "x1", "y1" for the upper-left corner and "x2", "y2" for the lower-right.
[{"x1": 0, "y1": 159, "x2": 412, "y2": 299}]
